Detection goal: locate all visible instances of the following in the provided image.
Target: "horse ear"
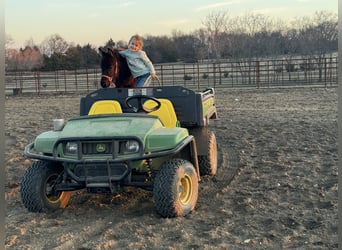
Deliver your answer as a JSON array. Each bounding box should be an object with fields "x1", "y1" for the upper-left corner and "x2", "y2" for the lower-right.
[
  {"x1": 99, "y1": 46, "x2": 115, "y2": 56},
  {"x1": 99, "y1": 47, "x2": 106, "y2": 55},
  {"x1": 107, "y1": 47, "x2": 115, "y2": 56}
]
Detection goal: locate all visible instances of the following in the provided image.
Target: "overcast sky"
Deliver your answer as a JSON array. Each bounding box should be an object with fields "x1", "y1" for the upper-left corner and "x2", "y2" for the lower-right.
[{"x1": 5, "y1": 0, "x2": 337, "y2": 48}]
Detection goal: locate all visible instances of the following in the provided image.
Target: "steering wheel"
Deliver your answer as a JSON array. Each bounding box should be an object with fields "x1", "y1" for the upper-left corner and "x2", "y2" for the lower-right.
[{"x1": 125, "y1": 95, "x2": 161, "y2": 113}]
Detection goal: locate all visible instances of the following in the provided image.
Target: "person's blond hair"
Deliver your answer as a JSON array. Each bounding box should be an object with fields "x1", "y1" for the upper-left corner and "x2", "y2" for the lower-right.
[{"x1": 129, "y1": 34, "x2": 143, "y2": 48}]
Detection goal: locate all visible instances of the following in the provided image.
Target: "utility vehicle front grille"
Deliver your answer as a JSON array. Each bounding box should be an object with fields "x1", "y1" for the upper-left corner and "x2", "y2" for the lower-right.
[{"x1": 81, "y1": 142, "x2": 113, "y2": 155}]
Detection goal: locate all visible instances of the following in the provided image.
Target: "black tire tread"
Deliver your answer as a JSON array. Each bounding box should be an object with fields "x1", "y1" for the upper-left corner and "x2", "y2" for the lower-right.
[
  {"x1": 153, "y1": 159, "x2": 198, "y2": 218},
  {"x1": 198, "y1": 131, "x2": 218, "y2": 176},
  {"x1": 20, "y1": 161, "x2": 67, "y2": 212}
]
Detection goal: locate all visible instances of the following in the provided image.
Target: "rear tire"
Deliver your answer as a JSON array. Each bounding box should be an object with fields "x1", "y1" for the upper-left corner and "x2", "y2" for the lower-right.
[
  {"x1": 153, "y1": 159, "x2": 198, "y2": 217},
  {"x1": 20, "y1": 161, "x2": 71, "y2": 212},
  {"x1": 198, "y1": 131, "x2": 218, "y2": 176}
]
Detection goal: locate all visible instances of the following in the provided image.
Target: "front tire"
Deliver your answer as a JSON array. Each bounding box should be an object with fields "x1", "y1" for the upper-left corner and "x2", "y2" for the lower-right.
[
  {"x1": 20, "y1": 161, "x2": 71, "y2": 212},
  {"x1": 153, "y1": 159, "x2": 198, "y2": 218}
]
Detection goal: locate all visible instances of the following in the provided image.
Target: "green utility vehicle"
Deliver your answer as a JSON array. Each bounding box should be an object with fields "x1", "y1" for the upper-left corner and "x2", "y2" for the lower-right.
[{"x1": 21, "y1": 86, "x2": 218, "y2": 217}]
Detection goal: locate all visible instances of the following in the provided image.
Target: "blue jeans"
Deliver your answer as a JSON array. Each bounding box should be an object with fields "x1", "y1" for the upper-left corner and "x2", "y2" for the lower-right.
[{"x1": 135, "y1": 73, "x2": 150, "y2": 87}]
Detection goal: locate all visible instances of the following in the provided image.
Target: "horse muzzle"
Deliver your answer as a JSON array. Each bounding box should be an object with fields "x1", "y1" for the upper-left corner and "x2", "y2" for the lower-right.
[{"x1": 100, "y1": 75, "x2": 116, "y2": 88}]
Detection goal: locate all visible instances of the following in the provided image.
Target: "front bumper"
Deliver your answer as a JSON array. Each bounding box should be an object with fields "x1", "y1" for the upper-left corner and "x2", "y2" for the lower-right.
[{"x1": 24, "y1": 135, "x2": 195, "y2": 164}]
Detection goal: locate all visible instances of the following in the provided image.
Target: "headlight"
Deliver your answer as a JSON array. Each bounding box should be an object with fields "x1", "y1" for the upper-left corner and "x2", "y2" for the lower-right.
[
  {"x1": 65, "y1": 142, "x2": 78, "y2": 154},
  {"x1": 123, "y1": 140, "x2": 140, "y2": 153}
]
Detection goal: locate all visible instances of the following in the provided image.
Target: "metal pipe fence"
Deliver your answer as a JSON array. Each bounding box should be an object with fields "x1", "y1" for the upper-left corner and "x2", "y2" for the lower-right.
[{"x1": 5, "y1": 56, "x2": 338, "y2": 95}]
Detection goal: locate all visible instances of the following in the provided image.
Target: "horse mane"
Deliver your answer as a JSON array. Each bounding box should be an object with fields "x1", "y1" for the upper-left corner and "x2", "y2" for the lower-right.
[{"x1": 99, "y1": 47, "x2": 136, "y2": 88}]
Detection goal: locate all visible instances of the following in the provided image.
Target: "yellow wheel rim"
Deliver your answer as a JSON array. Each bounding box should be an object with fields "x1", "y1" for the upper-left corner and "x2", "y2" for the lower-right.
[
  {"x1": 178, "y1": 174, "x2": 193, "y2": 204},
  {"x1": 45, "y1": 174, "x2": 60, "y2": 203},
  {"x1": 45, "y1": 173, "x2": 71, "y2": 207}
]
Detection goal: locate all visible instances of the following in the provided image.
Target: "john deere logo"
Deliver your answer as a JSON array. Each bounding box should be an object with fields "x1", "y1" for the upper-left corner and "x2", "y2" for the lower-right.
[{"x1": 96, "y1": 143, "x2": 106, "y2": 153}]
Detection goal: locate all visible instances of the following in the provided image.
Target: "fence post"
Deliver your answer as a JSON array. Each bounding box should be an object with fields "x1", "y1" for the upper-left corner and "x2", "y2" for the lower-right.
[
  {"x1": 192, "y1": 64, "x2": 195, "y2": 89},
  {"x1": 35, "y1": 71, "x2": 40, "y2": 94},
  {"x1": 256, "y1": 61, "x2": 260, "y2": 88},
  {"x1": 213, "y1": 63, "x2": 216, "y2": 88},
  {"x1": 55, "y1": 70, "x2": 59, "y2": 92},
  {"x1": 86, "y1": 68, "x2": 89, "y2": 92},
  {"x1": 218, "y1": 63, "x2": 222, "y2": 85},
  {"x1": 183, "y1": 64, "x2": 186, "y2": 87},
  {"x1": 267, "y1": 61, "x2": 270, "y2": 88},
  {"x1": 93, "y1": 68, "x2": 99, "y2": 89},
  {"x1": 330, "y1": 56, "x2": 333, "y2": 86},
  {"x1": 159, "y1": 65, "x2": 163, "y2": 86},
  {"x1": 197, "y1": 63, "x2": 200, "y2": 91},
  {"x1": 324, "y1": 58, "x2": 327, "y2": 88},
  {"x1": 75, "y1": 69, "x2": 78, "y2": 91},
  {"x1": 281, "y1": 60, "x2": 284, "y2": 85},
  {"x1": 64, "y1": 70, "x2": 67, "y2": 93},
  {"x1": 20, "y1": 72, "x2": 23, "y2": 91},
  {"x1": 172, "y1": 65, "x2": 175, "y2": 86}
]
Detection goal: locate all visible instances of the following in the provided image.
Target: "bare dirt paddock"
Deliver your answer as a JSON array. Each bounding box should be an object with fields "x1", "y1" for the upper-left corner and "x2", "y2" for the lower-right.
[{"x1": 5, "y1": 87, "x2": 338, "y2": 249}]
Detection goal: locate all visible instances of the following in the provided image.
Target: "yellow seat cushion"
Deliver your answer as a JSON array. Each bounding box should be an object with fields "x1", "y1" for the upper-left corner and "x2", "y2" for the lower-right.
[
  {"x1": 88, "y1": 100, "x2": 122, "y2": 115},
  {"x1": 144, "y1": 99, "x2": 178, "y2": 128}
]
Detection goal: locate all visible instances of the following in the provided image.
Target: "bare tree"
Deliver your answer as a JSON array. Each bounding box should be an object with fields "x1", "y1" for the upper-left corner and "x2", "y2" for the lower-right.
[
  {"x1": 202, "y1": 11, "x2": 229, "y2": 60},
  {"x1": 40, "y1": 34, "x2": 69, "y2": 56},
  {"x1": 24, "y1": 38, "x2": 36, "y2": 48},
  {"x1": 171, "y1": 30, "x2": 201, "y2": 62},
  {"x1": 311, "y1": 11, "x2": 338, "y2": 54},
  {"x1": 293, "y1": 11, "x2": 337, "y2": 55},
  {"x1": 224, "y1": 12, "x2": 277, "y2": 84},
  {"x1": 294, "y1": 11, "x2": 338, "y2": 81},
  {"x1": 5, "y1": 34, "x2": 15, "y2": 70},
  {"x1": 18, "y1": 46, "x2": 44, "y2": 70},
  {"x1": 192, "y1": 28, "x2": 209, "y2": 62},
  {"x1": 5, "y1": 34, "x2": 14, "y2": 49},
  {"x1": 5, "y1": 46, "x2": 43, "y2": 71},
  {"x1": 5, "y1": 49, "x2": 19, "y2": 71},
  {"x1": 229, "y1": 12, "x2": 276, "y2": 58}
]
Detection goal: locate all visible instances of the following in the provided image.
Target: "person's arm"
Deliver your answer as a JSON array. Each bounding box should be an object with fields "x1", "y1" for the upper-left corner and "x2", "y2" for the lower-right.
[{"x1": 141, "y1": 51, "x2": 156, "y2": 77}]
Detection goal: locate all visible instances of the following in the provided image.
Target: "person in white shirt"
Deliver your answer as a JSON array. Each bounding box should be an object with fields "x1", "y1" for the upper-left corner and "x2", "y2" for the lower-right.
[{"x1": 119, "y1": 34, "x2": 156, "y2": 87}]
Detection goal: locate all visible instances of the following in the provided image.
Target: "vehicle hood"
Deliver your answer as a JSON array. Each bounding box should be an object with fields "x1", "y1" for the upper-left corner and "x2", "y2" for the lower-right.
[
  {"x1": 33, "y1": 115, "x2": 161, "y2": 152},
  {"x1": 60, "y1": 114, "x2": 163, "y2": 139},
  {"x1": 33, "y1": 114, "x2": 189, "y2": 154}
]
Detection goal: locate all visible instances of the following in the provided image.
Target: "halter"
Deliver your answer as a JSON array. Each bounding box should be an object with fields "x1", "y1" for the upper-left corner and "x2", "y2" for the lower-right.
[
  {"x1": 101, "y1": 74, "x2": 113, "y2": 83},
  {"x1": 101, "y1": 58, "x2": 119, "y2": 88}
]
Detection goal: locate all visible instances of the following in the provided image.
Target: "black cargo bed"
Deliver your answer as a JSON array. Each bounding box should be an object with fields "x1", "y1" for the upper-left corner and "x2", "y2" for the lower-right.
[{"x1": 80, "y1": 86, "x2": 217, "y2": 128}]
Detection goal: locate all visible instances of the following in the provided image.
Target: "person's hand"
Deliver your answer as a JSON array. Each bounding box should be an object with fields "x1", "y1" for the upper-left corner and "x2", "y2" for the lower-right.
[
  {"x1": 151, "y1": 73, "x2": 156, "y2": 78},
  {"x1": 109, "y1": 82, "x2": 116, "y2": 88}
]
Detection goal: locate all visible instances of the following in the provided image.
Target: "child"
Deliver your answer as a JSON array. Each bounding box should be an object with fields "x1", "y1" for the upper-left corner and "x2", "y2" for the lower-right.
[{"x1": 119, "y1": 34, "x2": 156, "y2": 87}]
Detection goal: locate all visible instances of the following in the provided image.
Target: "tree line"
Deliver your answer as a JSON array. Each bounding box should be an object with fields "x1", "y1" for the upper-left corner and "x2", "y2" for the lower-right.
[{"x1": 5, "y1": 10, "x2": 337, "y2": 72}]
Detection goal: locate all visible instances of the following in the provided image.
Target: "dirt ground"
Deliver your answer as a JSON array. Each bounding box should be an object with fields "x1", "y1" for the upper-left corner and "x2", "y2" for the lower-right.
[{"x1": 5, "y1": 87, "x2": 338, "y2": 249}]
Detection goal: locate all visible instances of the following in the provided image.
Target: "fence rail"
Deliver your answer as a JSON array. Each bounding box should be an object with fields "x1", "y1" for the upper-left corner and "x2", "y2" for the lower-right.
[{"x1": 5, "y1": 56, "x2": 338, "y2": 95}]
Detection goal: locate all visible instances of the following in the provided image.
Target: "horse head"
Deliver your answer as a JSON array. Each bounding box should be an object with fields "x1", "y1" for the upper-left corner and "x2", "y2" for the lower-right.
[
  {"x1": 98, "y1": 47, "x2": 136, "y2": 88},
  {"x1": 98, "y1": 47, "x2": 119, "y2": 88}
]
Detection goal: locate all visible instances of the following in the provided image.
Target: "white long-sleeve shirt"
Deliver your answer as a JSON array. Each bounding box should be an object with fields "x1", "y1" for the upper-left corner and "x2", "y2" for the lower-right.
[{"x1": 119, "y1": 50, "x2": 156, "y2": 78}]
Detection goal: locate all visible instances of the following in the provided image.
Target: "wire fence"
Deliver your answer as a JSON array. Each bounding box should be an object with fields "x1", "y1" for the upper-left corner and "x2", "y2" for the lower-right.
[{"x1": 5, "y1": 56, "x2": 338, "y2": 95}]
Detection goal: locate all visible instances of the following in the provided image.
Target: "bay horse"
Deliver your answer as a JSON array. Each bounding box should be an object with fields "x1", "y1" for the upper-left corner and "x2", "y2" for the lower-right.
[{"x1": 98, "y1": 47, "x2": 136, "y2": 88}]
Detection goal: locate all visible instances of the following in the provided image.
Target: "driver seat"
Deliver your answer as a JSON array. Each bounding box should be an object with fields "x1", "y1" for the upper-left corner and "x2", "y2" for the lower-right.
[
  {"x1": 88, "y1": 100, "x2": 122, "y2": 115},
  {"x1": 144, "y1": 99, "x2": 179, "y2": 128}
]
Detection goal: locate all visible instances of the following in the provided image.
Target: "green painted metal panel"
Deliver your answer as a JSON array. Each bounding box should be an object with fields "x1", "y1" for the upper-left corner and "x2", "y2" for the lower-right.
[{"x1": 146, "y1": 127, "x2": 189, "y2": 152}]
